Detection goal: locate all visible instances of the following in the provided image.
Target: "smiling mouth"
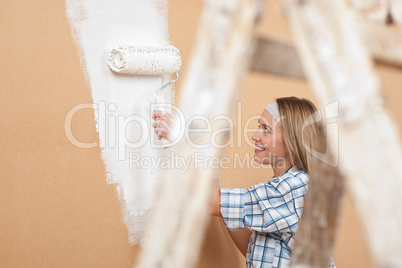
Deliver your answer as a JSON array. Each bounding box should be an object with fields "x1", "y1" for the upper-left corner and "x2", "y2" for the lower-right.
[{"x1": 255, "y1": 146, "x2": 265, "y2": 151}]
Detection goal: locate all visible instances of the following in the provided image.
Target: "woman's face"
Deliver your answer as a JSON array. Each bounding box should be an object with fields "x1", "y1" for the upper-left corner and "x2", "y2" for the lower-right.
[{"x1": 251, "y1": 109, "x2": 290, "y2": 168}]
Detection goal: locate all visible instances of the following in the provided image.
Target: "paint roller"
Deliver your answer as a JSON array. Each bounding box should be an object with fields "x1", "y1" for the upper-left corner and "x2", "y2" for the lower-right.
[{"x1": 107, "y1": 45, "x2": 181, "y2": 143}]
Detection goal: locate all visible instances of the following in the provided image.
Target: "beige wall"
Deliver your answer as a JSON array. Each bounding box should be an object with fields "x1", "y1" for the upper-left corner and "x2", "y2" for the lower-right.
[{"x1": 2, "y1": 0, "x2": 401, "y2": 267}]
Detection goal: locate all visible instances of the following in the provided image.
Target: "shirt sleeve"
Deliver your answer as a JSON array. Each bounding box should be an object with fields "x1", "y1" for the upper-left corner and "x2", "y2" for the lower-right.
[{"x1": 220, "y1": 175, "x2": 308, "y2": 233}]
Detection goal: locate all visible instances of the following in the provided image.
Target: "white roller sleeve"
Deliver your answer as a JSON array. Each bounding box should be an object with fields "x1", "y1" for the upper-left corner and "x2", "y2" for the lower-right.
[{"x1": 107, "y1": 45, "x2": 181, "y2": 75}]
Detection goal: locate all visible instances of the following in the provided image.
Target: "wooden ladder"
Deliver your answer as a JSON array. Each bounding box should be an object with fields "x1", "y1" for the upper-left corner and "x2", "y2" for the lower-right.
[{"x1": 137, "y1": 0, "x2": 402, "y2": 267}]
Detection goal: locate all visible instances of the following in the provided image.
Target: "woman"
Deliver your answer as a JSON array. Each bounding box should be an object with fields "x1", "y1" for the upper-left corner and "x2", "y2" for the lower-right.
[{"x1": 153, "y1": 96, "x2": 336, "y2": 268}]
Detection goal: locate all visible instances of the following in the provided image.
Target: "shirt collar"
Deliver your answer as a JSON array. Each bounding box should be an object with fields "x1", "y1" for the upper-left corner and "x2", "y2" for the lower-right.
[{"x1": 273, "y1": 165, "x2": 303, "y2": 179}]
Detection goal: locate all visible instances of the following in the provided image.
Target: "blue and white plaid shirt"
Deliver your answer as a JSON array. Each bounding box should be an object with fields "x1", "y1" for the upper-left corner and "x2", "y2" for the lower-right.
[{"x1": 220, "y1": 165, "x2": 336, "y2": 268}]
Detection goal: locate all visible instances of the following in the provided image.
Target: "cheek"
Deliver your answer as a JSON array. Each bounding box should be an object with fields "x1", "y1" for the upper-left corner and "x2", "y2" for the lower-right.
[
  {"x1": 268, "y1": 136, "x2": 287, "y2": 155},
  {"x1": 275, "y1": 140, "x2": 288, "y2": 156},
  {"x1": 261, "y1": 135, "x2": 272, "y2": 147}
]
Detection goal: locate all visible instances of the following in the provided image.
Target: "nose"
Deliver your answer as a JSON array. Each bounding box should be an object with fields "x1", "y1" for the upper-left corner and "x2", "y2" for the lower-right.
[{"x1": 251, "y1": 130, "x2": 261, "y2": 142}]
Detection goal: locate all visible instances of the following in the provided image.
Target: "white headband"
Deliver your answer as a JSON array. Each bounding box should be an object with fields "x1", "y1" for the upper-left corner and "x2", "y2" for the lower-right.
[{"x1": 265, "y1": 101, "x2": 281, "y2": 125}]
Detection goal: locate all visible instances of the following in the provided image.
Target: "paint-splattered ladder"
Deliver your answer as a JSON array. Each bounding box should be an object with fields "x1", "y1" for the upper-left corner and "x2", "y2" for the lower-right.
[{"x1": 137, "y1": 0, "x2": 402, "y2": 267}]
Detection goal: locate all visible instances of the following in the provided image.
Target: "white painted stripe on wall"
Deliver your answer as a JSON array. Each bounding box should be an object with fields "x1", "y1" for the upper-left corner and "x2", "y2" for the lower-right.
[{"x1": 66, "y1": 0, "x2": 172, "y2": 245}]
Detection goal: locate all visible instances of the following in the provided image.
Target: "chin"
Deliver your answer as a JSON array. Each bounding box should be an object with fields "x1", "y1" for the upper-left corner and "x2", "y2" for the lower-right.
[{"x1": 253, "y1": 155, "x2": 271, "y2": 166}]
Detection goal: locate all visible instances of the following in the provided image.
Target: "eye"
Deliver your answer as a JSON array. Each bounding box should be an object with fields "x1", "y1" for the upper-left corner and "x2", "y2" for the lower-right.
[{"x1": 258, "y1": 124, "x2": 271, "y2": 133}]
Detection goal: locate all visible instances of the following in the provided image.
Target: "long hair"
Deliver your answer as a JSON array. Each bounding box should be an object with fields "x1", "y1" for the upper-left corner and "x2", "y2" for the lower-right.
[{"x1": 276, "y1": 97, "x2": 320, "y2": 174}]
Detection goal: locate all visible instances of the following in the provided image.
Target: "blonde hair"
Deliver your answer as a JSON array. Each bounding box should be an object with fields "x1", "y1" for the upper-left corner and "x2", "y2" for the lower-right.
[{"x1": 276, "y1": 97, "x2": 320, "y2": 174}]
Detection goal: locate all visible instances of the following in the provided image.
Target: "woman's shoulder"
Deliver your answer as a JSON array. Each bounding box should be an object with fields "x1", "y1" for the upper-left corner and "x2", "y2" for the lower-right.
[
  {"x1": 284, "y1": 165, "x2": 309, "y2": 182},
  {"x1": 267, "y1": 166, "x2": 309, "y2": 193},
  {"x1": 278, "y1": 165, "x2": 309, "y2": 187},
  {"x1": 251, "y1": 165, "x2": 309, "y2": 195}
]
